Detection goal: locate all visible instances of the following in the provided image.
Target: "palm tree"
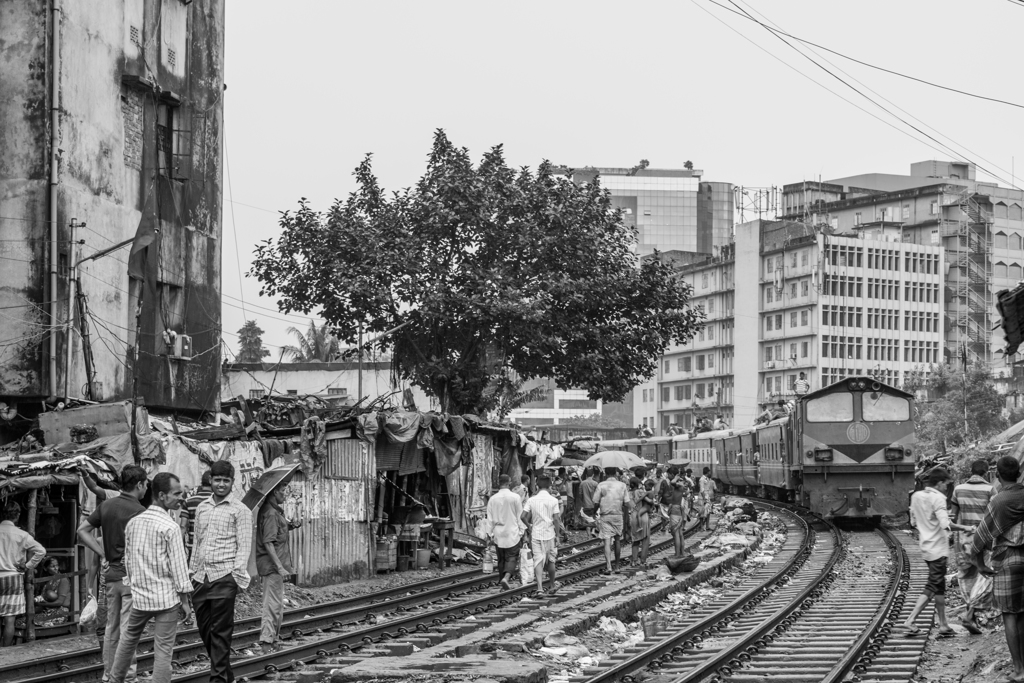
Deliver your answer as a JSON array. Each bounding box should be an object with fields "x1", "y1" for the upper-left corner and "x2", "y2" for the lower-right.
[{"x1": 282, "y1": 321, "x2": 341, "y2": 362}]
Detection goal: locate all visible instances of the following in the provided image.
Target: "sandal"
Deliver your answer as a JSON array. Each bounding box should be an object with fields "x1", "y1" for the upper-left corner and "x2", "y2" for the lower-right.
[
  {"x1": 936, "y1": 627, "x2": 956, "y2": 638},
  {"x1": 902, "y1": 625, "x2": 922, "y2": 637}
]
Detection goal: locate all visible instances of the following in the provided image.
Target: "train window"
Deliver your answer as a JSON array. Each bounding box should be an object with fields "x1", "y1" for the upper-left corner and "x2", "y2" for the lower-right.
[
  {"x1": 805, "y1": 393, "x2": 854, "y2": 422},
  {"x1": 862, "y1": 393, "x2": 911, "y2": 422}
]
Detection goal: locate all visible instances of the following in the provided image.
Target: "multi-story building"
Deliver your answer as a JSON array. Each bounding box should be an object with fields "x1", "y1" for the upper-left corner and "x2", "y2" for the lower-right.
[
  {"x1": 637, "y1": 219, "x2": 945, "y2": 434},
  {"x1": 506, "y1": 378, "x2": 602, "y2": 427},
  {"x1": 781, "y1": 161, "x2": 1024, "y2": 381},
  {"x1": 565, "y1": 167, "x2": 734, "y2": 257},
  {"x1": 0, "y1": 1, "x2": 225, "y2": 425}
]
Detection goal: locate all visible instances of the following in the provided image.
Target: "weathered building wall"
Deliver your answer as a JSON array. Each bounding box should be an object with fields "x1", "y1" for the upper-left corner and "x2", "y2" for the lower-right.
[{"x1": 0, "y1": 0, "x2": 225, "y2": 418}]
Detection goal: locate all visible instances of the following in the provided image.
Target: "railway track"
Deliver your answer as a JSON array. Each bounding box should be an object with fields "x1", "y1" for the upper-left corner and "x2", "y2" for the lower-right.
[
  {"x1": 8, "y1": 524, "x2": 692, "y2": 683},
  {"x1": 568, "y1": 505, "x2": 916, "y2": 683}
]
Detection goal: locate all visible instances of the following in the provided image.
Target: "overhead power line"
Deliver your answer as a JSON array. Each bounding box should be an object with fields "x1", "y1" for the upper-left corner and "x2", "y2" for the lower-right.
[
  {"x1": 703, "y1": 0, "x2": 1020, "y2": 190},
  {"x1": 705, "y1": 0, "x2": 1024, "y2": 111}
]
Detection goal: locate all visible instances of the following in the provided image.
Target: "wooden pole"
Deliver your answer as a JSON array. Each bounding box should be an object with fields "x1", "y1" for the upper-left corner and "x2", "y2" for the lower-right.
[{"x1": 25, "y1": 490, "x2": 38, "y2": 642}]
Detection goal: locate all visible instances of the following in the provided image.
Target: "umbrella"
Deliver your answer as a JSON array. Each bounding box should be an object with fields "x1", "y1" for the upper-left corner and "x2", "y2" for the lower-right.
[
  {"x1": 544, "y1": 457, "x2": 585, "y2": 468},
  {"x1": 583, "y1": 450, "x2": 646, "y2": 471},
  {"x1": 667, "y1": 457, "x2": 691, "y2": 467},
  {"x1": 241, "y1": 463, "x2": 299, "y2": 511}
]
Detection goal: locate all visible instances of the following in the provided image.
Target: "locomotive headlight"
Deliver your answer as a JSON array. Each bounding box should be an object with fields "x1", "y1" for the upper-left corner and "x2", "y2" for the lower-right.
[
  {"x1": 884, "y1": 448, "x2": 904, "y2": 460},
  {"x1": 806, "y1": 450, "x2": 814, "y2": 459}
]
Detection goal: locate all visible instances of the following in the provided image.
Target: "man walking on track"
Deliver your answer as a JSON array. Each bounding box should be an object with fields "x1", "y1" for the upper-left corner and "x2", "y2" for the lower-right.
[
  {"x1": 77, "y1": 464, "x2": 149, "y2": 678},
  {"x1": 108, "y1": 473, "x2": 192, "y2": 683},
  {"x1": 901, "y1": 467, "x2": 975, "y2": 638},
  {"x1": 951, "y1": 459, "x2": 995, "y2": 634},
  {"x1": 698, "y1": 467, "x2": 717, "y2": 532},
  {"x1": 0, "y1": 501, "x2": 44, "y2": 647},
  {"x1": 191, "y1": 461, "x2": 253, "y2": 683},
  {"x1": 971, "y1": 456, "x2": 1024, "y2": 682},
  {"x1": 486, "y1": 474, "x2": 524, "y2": 591},
  {"x1": 521, "y1": 476, "x2": 562, "y2": 594},
  {"x1": 593, "y1": 468, "x2": 634, "y2": 574},
  {"x1": 257, "y1": 483, "x2": 299, "y2": 654}
]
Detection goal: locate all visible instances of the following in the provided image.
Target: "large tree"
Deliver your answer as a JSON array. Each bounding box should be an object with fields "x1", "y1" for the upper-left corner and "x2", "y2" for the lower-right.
[
  {"x1": 236, "y1": 320, "x2": 270, "y2": 363},
  {"x1": 251, "y1": 131, "x2": 704, "y2": 413},
  {"x1": 917, "y1": 363, "x2": 1007, "y2": 455}
]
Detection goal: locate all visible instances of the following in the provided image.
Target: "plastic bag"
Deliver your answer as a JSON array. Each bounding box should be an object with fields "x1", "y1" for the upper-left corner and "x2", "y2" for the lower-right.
[
  {"x1": 80, "y1": 595, "x2": 98, "y2": 630},
  {"x1": 969, "y1": 573, "x2": 993, "y2": 607},
  {"x1": 519, "y1": 545, "x2": 534, "y2": 585}
]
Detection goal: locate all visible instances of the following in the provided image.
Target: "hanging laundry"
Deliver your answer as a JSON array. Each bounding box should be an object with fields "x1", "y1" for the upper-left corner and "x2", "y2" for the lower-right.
[
  {"x1": 448, "y1": 415, "x2": 467, "y2": 441},
  {"x1": 356, "y1": 412, "x2": 379, "y2": 445},
  {"x1": 434, "y1": 434, "x2": 462, "y2": 476},
  {"x1": 298, "y1": 416, "x2": 327, "y2": 476},
  {"x1": 382, "y1": 411, "x2": 420, "y2": 443}
]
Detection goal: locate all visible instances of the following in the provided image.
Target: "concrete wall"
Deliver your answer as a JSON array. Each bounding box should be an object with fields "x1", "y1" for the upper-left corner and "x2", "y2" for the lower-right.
[{"x1": 0, "y1": 0, "x2": 225, "y2": 415}]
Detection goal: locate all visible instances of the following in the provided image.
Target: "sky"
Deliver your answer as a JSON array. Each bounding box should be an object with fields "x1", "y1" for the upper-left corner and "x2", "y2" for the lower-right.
[{"x1": 220, "y1": 0, "x2": 1024, "y2": 357}]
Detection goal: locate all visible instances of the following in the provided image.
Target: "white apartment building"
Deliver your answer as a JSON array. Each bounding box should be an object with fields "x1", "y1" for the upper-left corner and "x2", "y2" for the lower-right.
[{"x1": 637, "y1": 219, "x2": 945, "y2": 435}]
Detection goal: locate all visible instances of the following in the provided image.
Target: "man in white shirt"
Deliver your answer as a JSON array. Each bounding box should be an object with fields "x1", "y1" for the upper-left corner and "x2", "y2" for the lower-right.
[
  {"x1": 486, "y1": 474, "x2": 524, "y2": 590},
  {"x1": 108, "y1": 473, "x2": 192, "y2": 683},
  {"x1": 901, "y1": 468, "x2": 975, "y2": 637},
  {"x1": 522, "y1": 476, "x2": 562, "y2": 594}
]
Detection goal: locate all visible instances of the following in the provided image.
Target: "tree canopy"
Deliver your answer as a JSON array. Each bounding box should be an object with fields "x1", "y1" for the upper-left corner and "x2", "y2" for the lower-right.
[
  {"x1": 250, "y1": 131, "x2": 704, "y2": 413},
  {"x1": 236, "y1": 320, "x2": 269, "y2": 363},
  {"x1": 916, "y1": 363, "x2": 1006, "y2": 455},
  {"x1": 282, "y1": 321, "x2": 341, "y2": 363}
]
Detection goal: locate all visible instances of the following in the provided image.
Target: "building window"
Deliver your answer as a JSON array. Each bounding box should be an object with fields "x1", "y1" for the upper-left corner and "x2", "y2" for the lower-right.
[
  {"x1": 790, "y1": 311, "x2": 797, "y2": 328},
  {"x1": 1011, "y1": 263, "x2": 1023, "y2": 281},
  {"x1": 791, "y1": 252, "x2": 797, "y2": 268},
  {"x1": 327, "y1": 387, "x2": 347, "y2": 395},
  {"x1": 801, "y1": 280, "x2": 809, "y2": 296},
  {"x1": 697, "y1": 356, "x2": 705, "y2": 370},
  {"x1": 708, "y1": 325, "x2": 714, "y2": 340},
  {"x1": 707, "y1": 354, "x2": 714, "y2": 368},
  {"x1": 930, "y1": 201, "x2": 938, "y2": 215},
  {"x1": 801, "y1": 341, "x2": 809, "y2": 358},
  {"x1": 683, "y1": 385, "x2": 692, "y2": 400},
  {"x1": 765, "y1": 346, "x2": 774, "y2": 362},
  {"x1": 790, "y1": 283, "x2": 797, "y2": 299},
  {"x1": 767, "y1": 288, "x2": 774, "y2": 303},
  {"x1": 1012, "y1": 234, "x2": 1023, "y2": 251},
  {"x1": 675, "y1": 385, "x2": 685, "y2": 401},
  {"x1": 996, "y1": 232, "x2": 1009, "y2": 250},
  {"x1": 789, "y1": 343, "x2": 797, "y2": 360},
  {"x1": 249, "y1": 389, "x2": 265, "y2": 399},
  {"x1": 801, "y1": 310, "x2": 808, "y2": 326},
  {"x1": 683, "y1": 357, "x2": 692, "y2": 372},
  {"x1": 661, "y1": 387, "x2": 670, "y2": 403},
  {"x1": 854, "y1": 212, "x2": 862, "y2": 225},
  {"x1": 677, "y1": 358, "x2": 685, "y2": 372},
  {"x1": 767, "y1": 316, "x2": 773, "y2": 331},
  {"x1": 766, "y1": 257, "x2": 774, "y2": 273},
  {"x1": 664, "y1": 360, "x2": 670, "y2": 373},
  {"x1": 702, "y1": 273, "x2": 708, "y2": 288},
  {"x1": 775, "y1": 314, "x2": 782, "y2": 329},
  {"x1": 708, "y1": 298, "x2": 715, "y2": 313},
  {"x1": 902, "y1": 205, "x2": 910, "y2": 220},
  {"x1": 788, "y1": 374, "x2": 796, "y2": 391}
]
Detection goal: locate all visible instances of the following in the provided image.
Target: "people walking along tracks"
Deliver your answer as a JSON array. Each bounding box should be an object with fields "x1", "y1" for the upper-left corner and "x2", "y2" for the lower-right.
[
  {"x1": 107, "y1": 473, "x2": 192, "y2": 683},
  {"x1": 256, "y1": 482, "x2": 299, "y2": 654},
  {"x1": 521, "y1": 476, "x2": 562, "y2": 594},
  {"x1": 486, "y1": 474, "x2": 524, "y2": 591},
  {"x1": 901, "y1": 467, "x2": 975, "y2": 638},
  {"x1": 971, "y1": 456, "x2": 1024, "y2": 683},
  {"x1": 593, "y1": 467, "x2": 633, "y2": 574},
  {"x1": 951, "y1": 458, "x2": 995, "y2": 634}
]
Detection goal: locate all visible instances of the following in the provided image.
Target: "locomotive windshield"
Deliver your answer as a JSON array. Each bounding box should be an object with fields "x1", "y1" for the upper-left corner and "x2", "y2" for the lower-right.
[
  {"x1": 805, "y1": 393, "x2": 854, "y2": 422},
  {"x1": 862, "y1": 393, "x2": 911, "y2": 422}
]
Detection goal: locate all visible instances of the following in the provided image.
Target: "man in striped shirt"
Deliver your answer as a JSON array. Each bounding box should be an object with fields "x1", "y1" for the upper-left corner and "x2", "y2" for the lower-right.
[
  {"x1": 108, "y1": 473, "x2": 192, "y2": 683},
  {"x1": 191, "y1": 460, "x2": 253, "y2": 683},
  {"x1": 951, "y1": 459, "x2": 995, "y2": 634},
  {"x1": 179, "y1": 470, "x2": 213, "y2": 559}
]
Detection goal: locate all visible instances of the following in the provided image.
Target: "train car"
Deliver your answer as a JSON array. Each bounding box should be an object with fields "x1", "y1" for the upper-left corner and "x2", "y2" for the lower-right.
[
  {"x1": 671, "y1": 433, "x2": 716, "y2": 474},
  {"x1": 714, "y1": 426, "x2": 758, "y2": 490},
  {"x1": 795, "y1": 376, "x2": 915, "y2": 519},
  {"x1": 754, "y1": 418, "x2": 797, "y2": 497}
]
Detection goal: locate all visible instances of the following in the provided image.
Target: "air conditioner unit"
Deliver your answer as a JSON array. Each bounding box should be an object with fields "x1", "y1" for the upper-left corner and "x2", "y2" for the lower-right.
[
  {"x1": 172, "y1": 335, "x2": 192, "y2": 360},
  {"x1": 764, "y1": 361, "x2": 776, "y2": 369}
]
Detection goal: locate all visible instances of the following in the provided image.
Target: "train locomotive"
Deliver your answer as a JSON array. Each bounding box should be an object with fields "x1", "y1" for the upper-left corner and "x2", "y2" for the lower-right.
[{"x1": 596, "y1": 376, "x2": 916, "y2": 520}]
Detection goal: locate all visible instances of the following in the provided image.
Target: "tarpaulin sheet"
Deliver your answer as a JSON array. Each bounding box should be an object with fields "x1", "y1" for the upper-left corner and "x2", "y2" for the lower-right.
[
  {"x1": 376, "y1": 440, "x2": 403, "y2": 471},
  {"x1": 398, "y1": 443, "x2": 426, "y2": 476}
]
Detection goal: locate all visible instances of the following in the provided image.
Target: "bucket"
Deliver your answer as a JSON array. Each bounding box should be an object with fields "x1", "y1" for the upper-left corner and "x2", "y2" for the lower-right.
[
  {"x1": 642, "y1": 612, "x2": 669, "y2": 639},
  {"x1": 415, "y1": 548, "x2": 431, "y2": 569},
  {"x1": 397, "y1": 555, "x2": 411, "y2": 572}
]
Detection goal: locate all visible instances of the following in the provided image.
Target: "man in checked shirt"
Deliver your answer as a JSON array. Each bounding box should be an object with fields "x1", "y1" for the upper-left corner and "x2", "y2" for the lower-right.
[
  {"x1": 107, "y1": 473, "x2": 192, "y2": 683},
  {"x1": 190, "y1": 460, "x2": 253, "y2": 683}
]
